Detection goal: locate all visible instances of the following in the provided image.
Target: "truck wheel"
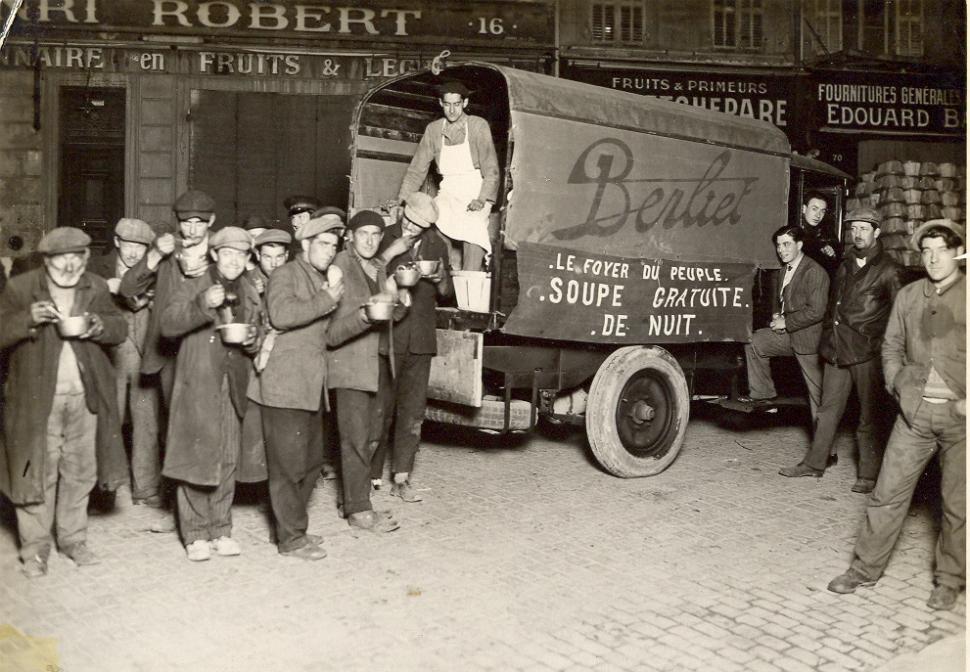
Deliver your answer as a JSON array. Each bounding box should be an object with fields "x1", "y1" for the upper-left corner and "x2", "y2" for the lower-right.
[{"x1": 586, "y1": 346, "x2": 689, "y2": 477}]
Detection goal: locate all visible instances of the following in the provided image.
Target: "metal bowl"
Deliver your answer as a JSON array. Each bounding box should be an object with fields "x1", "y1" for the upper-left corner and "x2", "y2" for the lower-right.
[
  {"x1": 217, "y1": 323, "x2": 251, "y2": 344},
  {"x1": 393, "y1": 265, "x2": 421, "y2": 287},
  {"x1": 56, "y1": 314, "x2": 90, "y2": 338},
  {"x1": 364, "y1": 300, "x2": 395, "y2": 322},
  {"x1": 416, "y1": 259, "x2": 439, "y2": 276}
]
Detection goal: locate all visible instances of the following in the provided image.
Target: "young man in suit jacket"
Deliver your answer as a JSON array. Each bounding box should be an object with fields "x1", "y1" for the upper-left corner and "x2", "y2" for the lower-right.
[{"x1": 742, "y1": 224, "x2": 830, "y2": 421}]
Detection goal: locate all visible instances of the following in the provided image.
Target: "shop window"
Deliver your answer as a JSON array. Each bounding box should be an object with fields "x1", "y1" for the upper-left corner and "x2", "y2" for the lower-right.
[
  {"x1": 712, "y1": 0, "x2": 763, "y2": 50},
  {"x1": 806, "y1": 0, "x2": 843, "y2": 52},
  {"x1": 591, "y1": 2, "x2": 644, "y2": 44},
  {"x1": 859, "y1": 0, "x2": 923, "y2": 57}
]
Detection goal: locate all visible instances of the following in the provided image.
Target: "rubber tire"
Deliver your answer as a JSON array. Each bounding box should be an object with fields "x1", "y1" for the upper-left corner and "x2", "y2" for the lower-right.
[{"x1": 586, "y1": 346, "x2": 690, "y2": 478}]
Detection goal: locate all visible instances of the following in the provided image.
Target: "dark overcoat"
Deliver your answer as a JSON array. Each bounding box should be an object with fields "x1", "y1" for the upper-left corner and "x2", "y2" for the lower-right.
[
  {"x1": 0, "y1": 268, "x2": 128, "y2": 504},
  {"x1": 159, "y1": 272, "x2": 262, "y2": 486}
]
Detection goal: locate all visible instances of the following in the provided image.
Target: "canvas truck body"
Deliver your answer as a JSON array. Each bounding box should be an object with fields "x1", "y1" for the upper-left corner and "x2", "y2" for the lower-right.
[{"x1": 349, "y1": 63, "x2": 848, "y2": 477}]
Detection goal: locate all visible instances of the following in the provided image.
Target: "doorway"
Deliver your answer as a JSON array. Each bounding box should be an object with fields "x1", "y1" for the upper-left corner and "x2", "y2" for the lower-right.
[{"x1": 58, "y1": 87, "x2": 126, "y2": 253}]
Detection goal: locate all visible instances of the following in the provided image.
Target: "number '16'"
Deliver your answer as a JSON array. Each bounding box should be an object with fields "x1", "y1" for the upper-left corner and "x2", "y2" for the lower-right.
[{"x1": 477, "y1": 17, "x2": 504, "y2": 35}]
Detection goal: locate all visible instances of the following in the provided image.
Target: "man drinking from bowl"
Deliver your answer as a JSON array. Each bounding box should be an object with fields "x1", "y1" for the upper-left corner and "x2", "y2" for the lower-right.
[
  {"x1": 160, "y1": 227, "x2": 263, "y2": 562},
  {"x1": 0, "y1": 227, "x2": 127, "y2": 577},
  {"x1": 370, "y1": 192, "x2": 452, "y2": 502}
]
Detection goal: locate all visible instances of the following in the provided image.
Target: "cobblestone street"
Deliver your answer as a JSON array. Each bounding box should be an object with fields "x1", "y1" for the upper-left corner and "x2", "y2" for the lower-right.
[{"x1": 1, "y1": 406, "x2": 965, "y2": 672}]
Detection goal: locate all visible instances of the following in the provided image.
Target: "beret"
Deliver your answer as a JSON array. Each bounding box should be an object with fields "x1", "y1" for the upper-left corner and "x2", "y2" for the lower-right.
[
  {"x1": 283, "y1": 195, "x2": 321, "y2": 216},
  {"x1": 209, "y1": 226, "x2": 252, "y2": 252},
  {"x1": 843, "y1": 207, "x2": 881, "y2": 227},
  {"x1": 297, "y1": 214, "x2": 345, "y2": 241},
  {"x1": 173, "y1": 190, "x2": 215, "y2": 219},
  {"x1": 254, "y1": 228, "x2": 293, "y2": 247},
  {"x1": 403, "y1": 192, "x2": 438, "y2": 228},
  {"x1": 437, "y1": 80, "x2": 471, "y2": 98},
  {"x1": 38, "y1": 227, "x2": 91, "y2": 255},
  {"x1": 911, "y1": 219, "x2": 965, "y2": 252},
  {"x1": 114, "y1": 218, "x2": 155, "y2": 244},
  {"x1": 346, "y1": 210, "x2": 385, "y2": 233},
  {"x1": 240, "y1": 214, "x2": 269, "y2": 231}
]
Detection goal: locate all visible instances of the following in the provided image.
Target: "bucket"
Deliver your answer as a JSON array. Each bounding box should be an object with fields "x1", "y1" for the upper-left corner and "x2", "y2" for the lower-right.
[{"x1": 451, "y1": 271, "x2": 491, "y2": 313}]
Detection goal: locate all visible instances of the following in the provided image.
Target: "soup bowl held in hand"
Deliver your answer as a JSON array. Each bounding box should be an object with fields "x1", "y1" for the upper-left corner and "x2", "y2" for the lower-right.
[
  {"x1": 56, "y1": 314, "x2": 91, "y2": 338},
  {"x1": 216, "y1": 322, "x2": 252, "y2": 344},
  {"x1": 364, "y1": 298, "x2": 395, "y2": 322},
  {"x1": 393, "y1": 264, "x2": 421, "y2": 287},
  {"x1": 416, "y1": 259, "x2": 440, "y2": 277}
]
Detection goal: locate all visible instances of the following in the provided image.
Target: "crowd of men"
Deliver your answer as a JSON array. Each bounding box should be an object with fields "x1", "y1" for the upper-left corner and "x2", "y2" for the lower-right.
[{"x1": 741, "y1": 194, "x2": 965, "y2": 611}]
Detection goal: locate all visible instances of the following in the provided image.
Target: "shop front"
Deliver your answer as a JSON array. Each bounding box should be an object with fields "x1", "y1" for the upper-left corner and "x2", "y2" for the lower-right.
[
  {"x1": 0, "y1": 0, "x2": 555, "y2": 259},
  {"x1": 807, "y1": 67, "x2": 965, "y2": 267}
]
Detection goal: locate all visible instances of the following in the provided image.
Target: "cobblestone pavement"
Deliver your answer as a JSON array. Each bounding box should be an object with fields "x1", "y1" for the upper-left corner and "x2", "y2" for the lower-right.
[{"x1": 1, "y1": 406, "x2": 965, "y2": 672}]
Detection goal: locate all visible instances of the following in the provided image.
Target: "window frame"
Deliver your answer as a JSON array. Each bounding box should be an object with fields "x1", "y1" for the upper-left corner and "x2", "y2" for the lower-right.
[
  {"x1": 712, "y1": 0, "x2": 764, "y2": 51},
  {"x1": 590, "y1": 1, "x2": 645, "y2": 45}
]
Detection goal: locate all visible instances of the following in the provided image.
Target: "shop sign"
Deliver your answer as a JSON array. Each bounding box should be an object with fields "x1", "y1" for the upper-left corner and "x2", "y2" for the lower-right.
[
  {"x1": 2, "y1": 0, "x2": 555, "y2": 45},
  {"x1": 813, "y1": 71, "x2": 964, "y2": 136},
  {"x1": 563, "y1": 64, "x2": 794, "y2": 127}
]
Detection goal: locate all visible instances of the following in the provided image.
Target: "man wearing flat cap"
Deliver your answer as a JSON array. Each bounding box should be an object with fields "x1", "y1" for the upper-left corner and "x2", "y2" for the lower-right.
[
  {"x1": 0, "y1": 227, "x2": 127, "y2": 577},
  {"x1": 830, "y1": 219, "x2": 965, "y2": 611},
  {"x1": 88, "y1": 218, "x2": 163, "y2": 508},
  {"x1": 248, "y1": 213, "x2": 345, "y2": 560},
  {"x1": 327, "y1": 209, "x2": 409, "y2": 535},
  {"x1": 370, "y1": 192, "x2": 452, "y2": 502},
  {"x1": 396, "y1": 80, "x2": 499, "y2": 272},
  {"x1": 161, "y1": 226, "x2": 263, "y2": 562},
  {"x1": 120, "y1": 189, "x2": 216, "y2": 407},
  {"x1": 780, "y1": 207, "x2": 903, "y2": 492},
  {"x1": 250, "y1": 228, "x2": 292, "y2": 296}
]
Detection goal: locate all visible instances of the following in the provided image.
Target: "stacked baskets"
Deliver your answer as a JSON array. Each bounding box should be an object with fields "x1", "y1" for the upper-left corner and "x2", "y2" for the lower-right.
[{"x1": 847, "y1": 160, "x2": 966, "y2": 267}]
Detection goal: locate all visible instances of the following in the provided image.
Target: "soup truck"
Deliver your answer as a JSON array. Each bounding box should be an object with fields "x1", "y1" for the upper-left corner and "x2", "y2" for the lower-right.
[{"x1": 348, "y1": 62, "x2": 849, "y2": 478}]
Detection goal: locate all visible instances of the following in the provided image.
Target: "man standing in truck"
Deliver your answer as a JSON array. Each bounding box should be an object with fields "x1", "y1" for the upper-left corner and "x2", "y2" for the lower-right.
[
  {"x1": 396, "y1": 80, "x2": 499, "y2": 272},
  {"x1": 800, "y1": 191, "x2": 840, "y2": 275}
]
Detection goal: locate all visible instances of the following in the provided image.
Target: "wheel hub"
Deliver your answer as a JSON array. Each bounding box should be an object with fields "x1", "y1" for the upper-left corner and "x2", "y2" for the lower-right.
[{"x1": 628, "y1": 399, "x2": 655, "y2": 423}]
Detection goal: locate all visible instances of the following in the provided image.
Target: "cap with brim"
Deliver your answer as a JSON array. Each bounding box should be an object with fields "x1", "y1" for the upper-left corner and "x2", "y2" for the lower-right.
[
  {"x1": 437, "y1": 80, "x2": 471, "y2": 98},
  {"x1": 403, "y1": 192, "x2": 438, "y2": 228},
  {"x1": 38, "y1": 227, "x2": 91, "y2": 255},
  {"x1": 346, "y1": 210, "x2": 385, "y2": 233},
  {"x1": 843, "y1": 207, "x2": 881, "y2": 228},
  {"x1": 297, "y1": 214, "x2": 345, "y2": 241},
  {"x1": 209, "y1": 226, "x2": 252, "y2": 252},
  {"x1": 241, "y1": 214, "x2": 269, "y2": 232},
  {"x1": 284, "y1": 195, "x2": 321, "y2": 216},
  {"x1": 114, "y1": 218, "x2": 155, "y2": 245},
  {"x1": 174, "y1": 189, "x2": 215, "y2": 219},
  {"x1": 910, "y1": 218, "x2": 965, "y2": 252},
  {"x1": 310, "y1": 205, "x2": 346, "y2": 221},
  {"x1": 254, "y1": 228, "x2": 292, "y2": 247}
]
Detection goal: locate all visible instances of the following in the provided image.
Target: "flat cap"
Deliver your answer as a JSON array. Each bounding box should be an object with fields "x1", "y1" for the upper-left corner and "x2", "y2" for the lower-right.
[
  {"x1": 310, "y1": 205, "x2": 346, "y2": 221},
  {"x1": 284, "y1": 195, "x2": 321, "y2": 216},
  {"x1": 38, "y1": 227, "x2": 91, "y2": 255},
  {"x1": 404, "y1": 192, "x2": 438, "y2": 228},
  {"x1": 173, "y1": 190, "x2": 215, "y2": 219},
  {"x1": 297, "y1": 214, "x2": 345, "y2": 241},
  {"x1": 240, "y1": 214, "x2": 269, "y2": 232},
  {"x1": 209, "y1": 226, "x2": 252, "y2": 252},
  {"x1": 347, "y1": 210, "x2": 385, "y2": 233},
  {"x1": 843, "y1": 207, "x2": 881, "y2": 227},
  {"x1": 911, "y1": 219, "x2": 965, "y2": 252},
  {"x1": 114, "y1": 218, "x2": 155, "y2": 245},
  {"x1": 437, "y1": 80, "x2": 471, "y2": 98},
  {"x1": 254, "y1": 228, "x2": 293, "y2": 247}
]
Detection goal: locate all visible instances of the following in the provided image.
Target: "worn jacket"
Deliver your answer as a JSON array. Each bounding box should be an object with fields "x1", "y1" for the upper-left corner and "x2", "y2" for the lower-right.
[
  {"x1": 160, "y1": 272, "x2": 262, "y2": 486},
  {"x1": 777, "y1": 254, "x2": 830, "y2": 354},
  {"x1": 248, "y1": 256, "x2": 338, "y2": 411},
  {"x1": 379, "y1": 223, "x2": 452, "y2": 355},
  {"x1": 0, "y1": 269, "x2": 128, "y2": 504},
  {"x1": 819, "y1": 241, "x2": 903, "y2": 367},
  {"x1": 326, "y1": 250, "x2": 406, "y2": 393},
  {"x1": 800, "y1": 223, "x2": 841, "y2": 276},
  {"x1": 120, "y1": 249, "x2": 205, "y2": 374},
  {"x1": 88, "y1": 250, "x2": 152, "y2": 354},
  {"x1": 397, "y1": 115, "x2": 500, "y2": 204},
  {"x1": 882, "y1": 274, "x2": 965, "y2": 425}
]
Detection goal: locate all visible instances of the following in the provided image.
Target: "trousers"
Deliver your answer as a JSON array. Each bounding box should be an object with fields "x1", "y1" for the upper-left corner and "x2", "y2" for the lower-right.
[
  {"x1": 851, "y1": 401, "x2": 966, "y2": 588},
  {"x1": 745, "y1": 327, "x2": 823, "y2": 420},
  {"x1": 371, "y1": 352, "x2": 431, "y2": 479},
  {"x1": 16, "y1": 392, "x2": 97, "y2": 561},
  {"x1": 114, "y1": 339, "x2": 160, "y2": 499}
]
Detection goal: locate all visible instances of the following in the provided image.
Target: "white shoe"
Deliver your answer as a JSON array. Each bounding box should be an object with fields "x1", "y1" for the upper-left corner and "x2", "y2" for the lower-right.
[
  {"x1": 210, "y1": 536, "x2": 241, "y2": 557},
  {"x1": 186, "y1": 540, "x2": 211, "y2": 562}
]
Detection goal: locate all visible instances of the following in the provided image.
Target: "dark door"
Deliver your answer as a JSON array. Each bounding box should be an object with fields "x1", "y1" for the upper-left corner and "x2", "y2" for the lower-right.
[
  {"x1": 58, "y1": 87, "x2": 126, "y2": 253},
  {"x1": 188, "y1": 90, "x2": 356, "y2": 229}
]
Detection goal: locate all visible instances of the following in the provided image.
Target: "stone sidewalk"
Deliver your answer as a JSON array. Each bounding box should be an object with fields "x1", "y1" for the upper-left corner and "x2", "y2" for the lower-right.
[{"x1": 0, "y1": 409, "x2": 964, "y2": 671}]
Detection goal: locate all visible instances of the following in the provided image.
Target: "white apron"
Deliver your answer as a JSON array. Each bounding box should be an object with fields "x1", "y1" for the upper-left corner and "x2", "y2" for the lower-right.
[{"x1": 435, "y1": 127, "x2": 492, "y2": 255}]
